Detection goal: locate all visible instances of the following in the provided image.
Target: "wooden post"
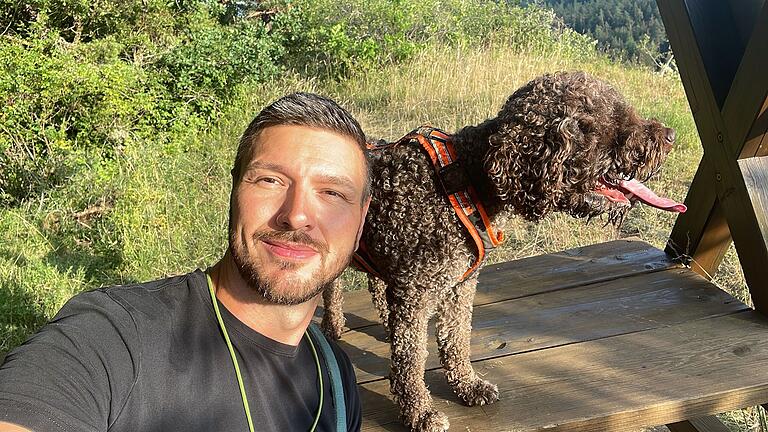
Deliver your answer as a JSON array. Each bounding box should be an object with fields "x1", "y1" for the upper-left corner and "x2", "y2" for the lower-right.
[
  {"x1": 739, "y1": 156, "x2": 768, "y2": 250},
  {"x1": 657, "y1": 0, "x2": 768, "y2": 312}
]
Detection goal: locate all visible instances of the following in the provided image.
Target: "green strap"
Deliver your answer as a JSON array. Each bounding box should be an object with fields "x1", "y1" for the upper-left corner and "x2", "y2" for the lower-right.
[
  {"x1": 307, "y1": 323, "x2": 347, "y2": 432},
  {"x1": 207, "y1": 274, "x2": 256, "y2": 432},
  {"x1": 206, "y1": 273, "x2": 323, "y2": 432}
]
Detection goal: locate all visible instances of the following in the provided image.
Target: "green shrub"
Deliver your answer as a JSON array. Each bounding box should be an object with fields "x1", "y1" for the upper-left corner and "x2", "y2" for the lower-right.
[
  {"x1": 277, "y1": 0, "x2": 597, "y2": 78},
  {"x1": 155, "y1": 19, "x2": 285, "y2": 117},
  {"x1": 0, "y1": 29, "x2": 166, "y2": 206},
  {"x1": 0, "y1": 2, "x2": 288, "y2": 206},
  {"x1": 0, "y1": 0, "x2": 193, "y2": 44}
]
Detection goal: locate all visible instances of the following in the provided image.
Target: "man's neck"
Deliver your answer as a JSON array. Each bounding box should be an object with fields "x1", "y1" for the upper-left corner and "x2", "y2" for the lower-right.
[{"x1": 207, "y1": 252, "x2": 319, "y2": 346}]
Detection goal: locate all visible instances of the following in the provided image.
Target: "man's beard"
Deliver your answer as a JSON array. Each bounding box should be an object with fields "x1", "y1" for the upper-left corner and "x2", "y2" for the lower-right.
[{"x1": 230, "y1": 228, "x2": 352, "y2": 305}]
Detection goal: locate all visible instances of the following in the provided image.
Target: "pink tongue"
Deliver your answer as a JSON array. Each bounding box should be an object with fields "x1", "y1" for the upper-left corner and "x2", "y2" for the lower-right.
[
  {"x1": 618, "y1": 179, "x2": 687, "y2": 213},
  {"x1": 596, "y1": 187, "x2": 631, "y2": 205}
]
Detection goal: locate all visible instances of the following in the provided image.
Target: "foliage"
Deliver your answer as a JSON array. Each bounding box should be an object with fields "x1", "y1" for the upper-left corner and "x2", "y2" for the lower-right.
[
  {"x1": 532, "y1": 0, "x2": 670, "y2": 65},
  {"x1": 0, "y1": 0, "x2": 195, "y2": 44},
  {"x1": 0, "y1": 1, "x2": 285, "y2": 206},
  {"x1": 0, "y1": 30, "x2": 164, "y2": 206},
  {"x1": 279, "y1": 0, "x2": 597, "y2": 78},
  {"x1": 156, "y1": 18, "x2": 285, "y2": 117}
]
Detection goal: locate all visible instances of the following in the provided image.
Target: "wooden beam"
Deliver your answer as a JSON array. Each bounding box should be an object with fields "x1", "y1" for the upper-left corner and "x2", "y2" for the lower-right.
[
  {"x1": 659, "y1": 0, "x2": 768, "y2": 310},
  {"x1": 665, "y1": 158, "x2": 728, "y2": 278},
  {"x1": 667, "y1": 92, "x2": 768, "y2": 279},
  {"x1": 667, "y1": 416, "x2": 730, "y2": 432},
  {"x1": 721, "y1": 5, "x2": 768, "y2": 155},
  {"x1": 659, "y1": 0, "x2": 731, "y2": 272},
  {"x1": 739, "y1": 156, "x2": 768, "y2": 258},
  {"x1": 679, "y1": 0, "x2": 744, "y2": 108}
]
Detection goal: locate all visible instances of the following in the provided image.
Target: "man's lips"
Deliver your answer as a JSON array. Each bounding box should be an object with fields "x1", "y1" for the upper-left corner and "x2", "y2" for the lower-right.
[{"x1": 262, "y1": 239, "x2": 319, "y2": 260}]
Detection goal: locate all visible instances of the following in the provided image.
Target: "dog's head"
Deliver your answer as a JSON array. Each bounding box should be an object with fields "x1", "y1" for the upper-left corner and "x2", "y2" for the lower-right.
[{"x1": 482, "y1": 71, "x2": 685, "y2": 223}]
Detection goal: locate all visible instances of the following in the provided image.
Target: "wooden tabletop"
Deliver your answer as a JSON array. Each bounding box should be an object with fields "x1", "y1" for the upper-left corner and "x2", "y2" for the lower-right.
[{"x1": 319, "y1": 238, "x2": 768, "y2": 431}]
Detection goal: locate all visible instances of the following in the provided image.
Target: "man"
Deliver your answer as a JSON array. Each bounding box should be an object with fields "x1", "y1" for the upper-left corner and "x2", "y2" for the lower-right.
[{"x1": 0, "y1": 93, "x2": 371, "y2": 431}]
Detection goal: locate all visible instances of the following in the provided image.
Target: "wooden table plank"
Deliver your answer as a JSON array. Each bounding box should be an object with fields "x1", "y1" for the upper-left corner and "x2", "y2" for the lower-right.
[
  {"x1": 360, "y1": 311, "x2": 768, "y2": 431},
  {"x1": 320, "y1": 239, "x2": 678, "y2": 330},
  {"x1": 344, "y1": 268, "x2": 746, "y2": 383}
]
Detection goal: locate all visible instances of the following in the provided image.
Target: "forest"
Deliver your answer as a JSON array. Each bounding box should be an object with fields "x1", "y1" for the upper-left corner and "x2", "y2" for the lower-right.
[{"x1": 533, "y1": 0, "x2": 671, "y2": 64}]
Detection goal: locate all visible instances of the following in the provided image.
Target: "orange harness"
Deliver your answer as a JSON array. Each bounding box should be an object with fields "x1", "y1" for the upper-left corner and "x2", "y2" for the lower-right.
[{"x1": 353, "y1": 126, "x2": 504, "y2": 282}]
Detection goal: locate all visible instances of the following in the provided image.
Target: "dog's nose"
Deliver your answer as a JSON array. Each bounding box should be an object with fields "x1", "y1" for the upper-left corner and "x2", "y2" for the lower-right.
[{"x1": 665, "y1": 127, "x2": 676, "y2": 144}]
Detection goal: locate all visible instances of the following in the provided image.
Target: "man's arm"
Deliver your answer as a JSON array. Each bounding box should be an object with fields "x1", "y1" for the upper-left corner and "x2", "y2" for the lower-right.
[
  {"x1": 0, "y1": 421, "x2": 33, "y2": 431},
  {"x1": 0, "y1": 289, "x2": 139, "y2": 432}
]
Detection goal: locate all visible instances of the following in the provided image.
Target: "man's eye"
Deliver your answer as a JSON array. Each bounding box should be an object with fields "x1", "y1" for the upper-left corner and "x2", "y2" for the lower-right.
[
  {"x1": 258, "y1": 177, "x2": 281, "y2": 185},
  {"x1": 323, "y1": 190, "x2": 349, "y2": 201}
]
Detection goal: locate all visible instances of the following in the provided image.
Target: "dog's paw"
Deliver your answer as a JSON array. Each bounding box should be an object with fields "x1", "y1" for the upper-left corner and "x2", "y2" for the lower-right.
[
  {"x1": 457, "y1": 378, "x2": 499, "y2": 407},
  {"x1": 412, "y1": 410, "x2": 450, "y2": 432}
]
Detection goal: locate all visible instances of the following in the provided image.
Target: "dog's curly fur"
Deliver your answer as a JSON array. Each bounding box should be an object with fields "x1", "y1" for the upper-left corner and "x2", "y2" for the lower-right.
[{"x1": 322, "y1": 71, "x2": 677, "y2": 431}]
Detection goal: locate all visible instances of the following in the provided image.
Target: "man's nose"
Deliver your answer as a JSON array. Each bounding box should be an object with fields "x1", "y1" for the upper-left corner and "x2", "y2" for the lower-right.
[{"x1": 276, "y1": 185, "x2": 314, "y2": 230}]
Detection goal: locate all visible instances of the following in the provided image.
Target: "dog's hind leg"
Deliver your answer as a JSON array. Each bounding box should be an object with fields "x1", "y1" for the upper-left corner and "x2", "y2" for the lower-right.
[
  {"x1": 321, "y1": 279, "x2": 345, "y2": 339},
  {"x1": 435, "y1": 276, "x2": 499, "y2": 406},
  {"x1": 368, "y1": 275, "x2": 390, "y2": 333},
  {"x1": 388, "y1": 290, "x2": 450, "y2": 431}
]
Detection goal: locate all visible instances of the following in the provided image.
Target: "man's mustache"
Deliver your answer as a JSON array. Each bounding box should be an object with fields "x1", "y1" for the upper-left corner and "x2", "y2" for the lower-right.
[{"x1": 252, "y1": 230, "x2": 329, "y2": 254}]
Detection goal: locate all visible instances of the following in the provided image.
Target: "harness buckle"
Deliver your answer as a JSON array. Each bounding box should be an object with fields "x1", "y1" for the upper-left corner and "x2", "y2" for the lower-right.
[{"x1": 438, "y1": 162, "x2": 471, "y2": 195}]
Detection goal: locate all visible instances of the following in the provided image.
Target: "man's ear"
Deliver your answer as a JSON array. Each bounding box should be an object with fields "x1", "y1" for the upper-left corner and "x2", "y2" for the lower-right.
[{"x1": 355, "y1": 196, "x2": 372, "y2": 250}]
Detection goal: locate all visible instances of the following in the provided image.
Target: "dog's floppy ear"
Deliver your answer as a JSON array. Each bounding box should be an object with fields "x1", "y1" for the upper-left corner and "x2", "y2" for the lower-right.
[{"x1": 484, "y1": 112, "x2": 586, "y2": 222}]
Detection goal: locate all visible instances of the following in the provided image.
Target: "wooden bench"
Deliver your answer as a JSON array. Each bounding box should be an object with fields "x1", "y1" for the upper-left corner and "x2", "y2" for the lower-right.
[{"x1": 321, "y1": 238, "x2": 768, "y2": 431}]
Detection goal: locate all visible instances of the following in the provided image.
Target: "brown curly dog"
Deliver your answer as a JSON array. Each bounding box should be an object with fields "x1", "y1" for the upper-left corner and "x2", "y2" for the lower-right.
[{"x1": 322, "y1": 71, "x2": 685, "y2": 431}]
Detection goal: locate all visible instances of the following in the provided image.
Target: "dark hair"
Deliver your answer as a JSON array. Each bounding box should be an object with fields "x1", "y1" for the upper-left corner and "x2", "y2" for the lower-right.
[{"x1": 232, "y1": 92, "x2": 371, "y2": 201}]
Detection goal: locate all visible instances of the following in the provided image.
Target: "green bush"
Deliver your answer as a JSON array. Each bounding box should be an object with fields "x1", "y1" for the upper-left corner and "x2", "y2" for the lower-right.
[
  {"x1": 278, "y1": 0, "x2": 597, "y2": 78},
  {"x1": 0, "y1": 0, "x2": 192, "y2": 44},
  {"x1": 0, "y1": 2, "x2": 288, "y2": 206},
  {"x1": 155, "y1": 19, "x2": 285, "y2": 117},
  {"x1": 0, "y1": 29, "x2": 165, "y2": 206}
]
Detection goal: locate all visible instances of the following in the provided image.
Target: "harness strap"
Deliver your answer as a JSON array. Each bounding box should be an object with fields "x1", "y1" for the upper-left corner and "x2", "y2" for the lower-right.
[
  {"x1": 353, "y1": 126, "x2": 504, "y2": 281},
  {"x1": 351, "y1": 240, "x2": 383, "y2": 279},
  {"x1": 307, "y1": 323, "x2": 347, "y2": 432},
  {"x1": 412, "y1": 126, "x2": 504, "y2": 280}
]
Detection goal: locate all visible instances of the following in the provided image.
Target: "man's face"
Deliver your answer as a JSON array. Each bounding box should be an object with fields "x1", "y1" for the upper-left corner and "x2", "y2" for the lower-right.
[{"x1": 229, "y1": 124, "x2": 370, "y2": 305}]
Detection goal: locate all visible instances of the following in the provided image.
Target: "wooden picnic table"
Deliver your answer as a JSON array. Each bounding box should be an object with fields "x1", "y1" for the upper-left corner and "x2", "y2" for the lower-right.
[{"x1": 320, "y1": 239, "x2": 768, "y2": 431}]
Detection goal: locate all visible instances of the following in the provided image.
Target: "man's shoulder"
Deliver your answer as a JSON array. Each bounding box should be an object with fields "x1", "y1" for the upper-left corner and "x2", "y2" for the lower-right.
[{"x1": 65, "y1": 270, "x2": 208, "y2": 319}]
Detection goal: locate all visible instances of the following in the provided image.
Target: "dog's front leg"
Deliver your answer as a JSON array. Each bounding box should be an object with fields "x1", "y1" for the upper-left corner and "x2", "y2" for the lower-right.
[
  {"x1": 321, "y1": 279, "x2": 345, "y2": 339},
  {"x1": 388, "y1": 292, "x2": 450, "y2": 432},
  {"x1": 367, "y1": 275, "x2": 390, "y2": 333},
  {"x1": 435, "y1": 276, "x2": 499, "y2": 407}
]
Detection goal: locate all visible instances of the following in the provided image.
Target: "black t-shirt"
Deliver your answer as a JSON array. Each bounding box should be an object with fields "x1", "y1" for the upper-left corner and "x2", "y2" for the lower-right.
[{"x1": 0, "y1": 270, "x2": 361, "y2": 431}]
